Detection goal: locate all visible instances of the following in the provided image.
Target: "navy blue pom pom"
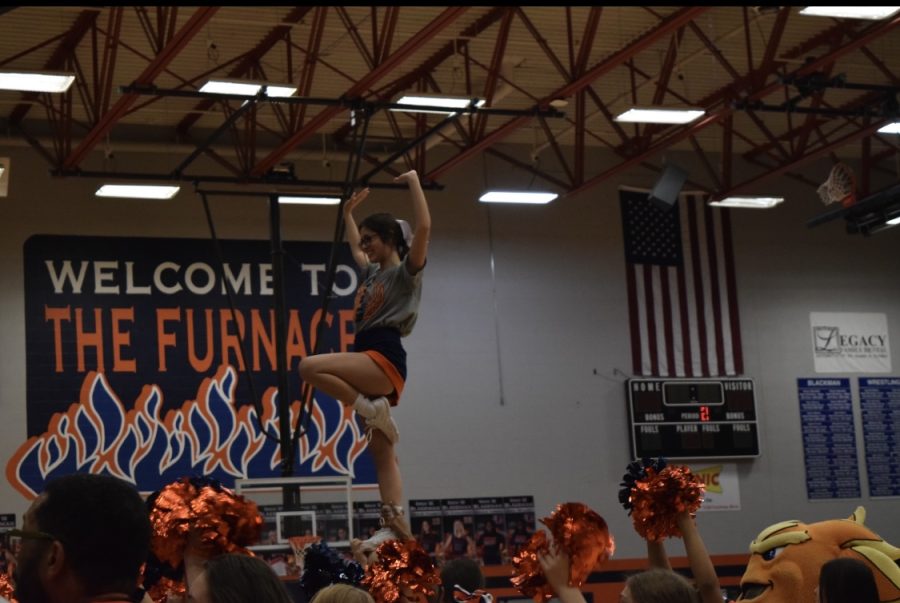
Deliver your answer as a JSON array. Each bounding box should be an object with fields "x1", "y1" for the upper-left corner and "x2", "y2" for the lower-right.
[{"x1": 299, "y1": 542, "x2": 365, "y2": 599}]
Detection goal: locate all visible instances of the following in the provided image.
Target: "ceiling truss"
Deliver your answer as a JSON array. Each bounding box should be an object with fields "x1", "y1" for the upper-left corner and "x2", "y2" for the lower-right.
[{"x1": 1, "y1": 6, "x2": 898, "y2": 200}]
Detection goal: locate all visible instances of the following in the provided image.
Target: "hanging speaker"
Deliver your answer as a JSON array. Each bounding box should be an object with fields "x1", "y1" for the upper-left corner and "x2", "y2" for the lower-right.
[{"x1": 649, "y1": 163, "x2": 688, "y2": 211}]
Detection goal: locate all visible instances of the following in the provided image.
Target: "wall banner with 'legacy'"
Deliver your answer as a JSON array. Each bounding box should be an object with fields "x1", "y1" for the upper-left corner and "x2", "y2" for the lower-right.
[{"x1": 810, "y1": 312, "x2": 891, "y2": 373}]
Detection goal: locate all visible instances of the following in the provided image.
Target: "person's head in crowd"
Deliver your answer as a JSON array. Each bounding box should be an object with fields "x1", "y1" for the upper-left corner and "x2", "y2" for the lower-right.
[
  {"x1": 13, "y1": 473, "x2": 151, "y2": 603},
  {"x1": 817, "y1": 557, "x2": 880, "y2": 603},
  {"x1": 431, "y1": 558, "x2": 486, "y2": 603},
  {"x1": 189, "y1": 553, "x2": 293, "y2": 603},
  {"x1": 452, "y1": 520, "x2": 467, "y2": 538},
  {"x1": 311, "y1": 583, "x2": 375, "y2": 603},
  {"x1": 421, "y1": 521, "x2": 432, "y2": 534},
  {"x1": 621, "y1": 568, "x2": 698, "y2": 603}
]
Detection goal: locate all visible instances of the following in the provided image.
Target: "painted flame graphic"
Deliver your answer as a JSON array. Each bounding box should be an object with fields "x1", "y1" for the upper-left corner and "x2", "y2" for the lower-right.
[{"x1": 6, "y1": 365, "x2": 371, "y2": 499}]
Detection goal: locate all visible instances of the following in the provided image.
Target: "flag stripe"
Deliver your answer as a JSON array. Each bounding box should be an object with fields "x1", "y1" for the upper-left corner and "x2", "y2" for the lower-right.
[
  {"x1": 695, "y1": 198, "x2": 719, "y2": 375},
  {"x1": 625, "y1": 262, "x2": 642, "y2": 375},
  {"x1": 712, "y1": 208, "x2": 735, "y2": 373},
  {"x1": 634, "y1": 264, "x2": 652, "y2": 374},
  {"x1": 620, "y1": 188, "x2": 742, "y2": 378},
  {"x1": 675, "y1": 260, "x2": 693, "y2": 377},
  {"x1": 703, "y1": 200, "x2": 726, "y2": 374},
  {"x1": 652, "y1": 267, "x2": 668, "y2": 376},
  {"x1": 667, "y1": 265, "x2": 686, "y2": 376},
  {"x1": 721, "y1": 208, "x2": 744, "y2": 373},
  {"x1": 686, "y1": 196, "x2": 710, "y2": 376},
  {"x1": 643, "y1": 264, "x2": 659, "y2": 376},
  {"x1": 679, "y1": 199, "x2": 701, "y2": 377},
  {"x1": 659, "y1": 266, "x2": 676, "y2": 376}
]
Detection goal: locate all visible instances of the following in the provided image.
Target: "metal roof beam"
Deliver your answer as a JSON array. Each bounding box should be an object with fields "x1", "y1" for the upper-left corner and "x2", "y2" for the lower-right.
[
  {"x1": 8, "y1": 10, "x2": 99, "y2": 124},
  {"x1": 330, "y1": 7, "x2": 509, "y2": 144},
  {"x1": 559, "y1": 13, "x2": 900, "y2": 201},
  {"x1": 176, "y1": 7, "x2": 311, "y2": 135},
  {"x1": 251, "y1": 7, "x2": 469, "y2": 177},
  {"x1": 426, "y1": 6, "x2": 709, "y2": 181},
  {"x1": 62, "y1": 7, "x2": 218, "y2": 170}
]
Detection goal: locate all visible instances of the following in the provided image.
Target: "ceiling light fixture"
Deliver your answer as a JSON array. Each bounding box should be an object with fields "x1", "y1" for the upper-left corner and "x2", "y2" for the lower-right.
[
  {"x1": 709, "y1": 196, "x2": 784, "y2": 209},
  {"x1": 614, "y1": 107, "x2": 705, "y2": 124},
  {"x1": 277, "y1": 195, "x2": 341, "y2": 205},
  {"x1": 199, "y1": 79, "x2": 297, "y2": 97},
  {"x1": 886, "y1": 216, "x2": 900, "y2": 226},
  {"x1": 0, "y1": 70, "x2": 75, "y2": 93},
  {"x1": 877, "y1": 122, "x2": 900, "y2": 134},
  {"x1": 799, "y1": 6, "x2": 900, "y2": 19},
  {"x1": 478, "y1": 191, "x2": 558, "y2": 205},
  {"x1": 261, "y1": 84, "x2": 298, "y2": 98},
  {"x1": 95, "y1": 184, "x2": 180, "y2": 199},
  {"x1": 391, "y1": 95, "x2": 485, "y2": 115}
]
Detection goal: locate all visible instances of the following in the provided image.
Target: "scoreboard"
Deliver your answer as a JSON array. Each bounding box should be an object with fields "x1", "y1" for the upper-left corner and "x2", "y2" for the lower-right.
[{"x1": 627, "y1": 378, "x2": 760, "y2": 459}]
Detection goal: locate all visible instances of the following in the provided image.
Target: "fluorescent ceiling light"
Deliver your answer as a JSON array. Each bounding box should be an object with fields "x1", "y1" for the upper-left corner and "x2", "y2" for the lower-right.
[
  {"x1": 262, "y1": 84, "x2": 297, "y2": 98},
  {"x1": 0, "y1": 163, "x2": 5, "y2": 178},
  {"x1": 614, "y1": 107, "x2": 705, "y2": 124},
  {"x1": 96, "y1": 184, "x2": 180, "y2": 200},
  {"x1": 392, "y1": 95, "x2": 485, "y2": 115},
  {"x1": 799, "y1": 6, "x2": 900, "y2": 19},
  {"x1": 886, "y1": 216, "x2": 900, "y2": 226},
  {"x1": 278, "y1": 195, "x2": 340, "y2": 205},
  {"x1": 709, "y1": 196, "x2": 784, "y2": 209},
  {"x1": 877, "y1": 122, "x2": 900, "y2": 134},
  {"x1": 200, "y1": 80, "x2": 261, "y2": 96},
  {"x1": 199, "y1": 80, "x2": 296, "y2": 97},
  {"x1": 479, "y1": 191, "x2": 558, "y2": 204},
  {"x1": 0, "y1": 71, "x2": 75, "y2": 93}
]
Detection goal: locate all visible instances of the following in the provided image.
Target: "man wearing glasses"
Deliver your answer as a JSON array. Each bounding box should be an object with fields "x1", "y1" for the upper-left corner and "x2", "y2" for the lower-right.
[{"x1": 8, "y1": 473, "x2": 150, "y2": 603}]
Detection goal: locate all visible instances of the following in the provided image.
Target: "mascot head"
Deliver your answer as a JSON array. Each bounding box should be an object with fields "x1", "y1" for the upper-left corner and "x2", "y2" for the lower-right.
[{"x1": 738, "y1": 507, "x2": 900, "y2": 603}]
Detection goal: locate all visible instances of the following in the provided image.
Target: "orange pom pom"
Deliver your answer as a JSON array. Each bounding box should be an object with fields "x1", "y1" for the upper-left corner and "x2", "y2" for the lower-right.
[
  {"x1": 542, "y1": 502, "x2": 615, "y2": 586},
  {"x1": 362, "y1": 539, "x2": 441, "y2": 603},
  {"x1": 149, "y1": 477, "x2": 262, "y2": 568},
  {"x1": 145, "y1": 476, "x2": 263, "y2": 600},
  {"x1": 146, "y1": 576, "x2": 186, "y2": 603},
  {"x1": 511, "y1": 503, "x2": 615, "y2": 602},
  {"x1": 629, "y1": 465, "x2": 705, "y2": 541},
  {"x1": 511, "y1": 531, "x2": 553, "y2": 602},
  {"x1": 0, "y1": 573, "x2": 17, "y2": 603}
]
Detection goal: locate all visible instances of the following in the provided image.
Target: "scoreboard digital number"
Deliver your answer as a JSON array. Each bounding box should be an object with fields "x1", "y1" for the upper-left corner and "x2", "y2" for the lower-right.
[{"x1": 627, "y1": 378, "x2": 760, "y2": 459}]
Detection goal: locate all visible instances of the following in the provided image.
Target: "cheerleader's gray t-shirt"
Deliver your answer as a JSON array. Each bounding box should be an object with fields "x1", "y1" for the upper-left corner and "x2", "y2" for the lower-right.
[{"x1": 354, "y1": 259, "x2": 423, "y2": 337}]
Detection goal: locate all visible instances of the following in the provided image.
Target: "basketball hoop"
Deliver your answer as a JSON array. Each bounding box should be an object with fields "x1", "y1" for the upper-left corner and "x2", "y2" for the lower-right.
[
  {"x1": 289, "y1": 535, "x2": 322, "y2": 571},
  {"x1": 817, "y1": 162, "x2": 857, "y2": 208}
]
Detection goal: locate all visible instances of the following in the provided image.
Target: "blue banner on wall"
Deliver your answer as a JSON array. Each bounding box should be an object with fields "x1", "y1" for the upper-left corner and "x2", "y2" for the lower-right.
[
  {"x1": 797, "y1": 378, "x2": 860, "y2": 499},
  {"x1": 859, "y1": 377, "x2": 900, "y2": 497},
  {"x1": 9, "y1": 234, "x2": 375, "y2": 499}
]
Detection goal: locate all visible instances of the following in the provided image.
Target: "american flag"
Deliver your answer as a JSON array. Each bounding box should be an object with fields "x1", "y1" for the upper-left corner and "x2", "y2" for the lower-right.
[{"x1": 619, "y1": 188, "x2": 743, "y2": 377}]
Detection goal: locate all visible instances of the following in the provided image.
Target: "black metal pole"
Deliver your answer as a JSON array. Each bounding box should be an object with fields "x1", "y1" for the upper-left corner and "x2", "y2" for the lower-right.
[
  {"x1": 269, "y1": 193, "x2": 299, "y2": 507},
  {"x1": 289, "y1": 104, "x2": 373, "y2": 456},
  {"x1": 49, "y1": 169, "x2": 443, "y2": 190}
]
